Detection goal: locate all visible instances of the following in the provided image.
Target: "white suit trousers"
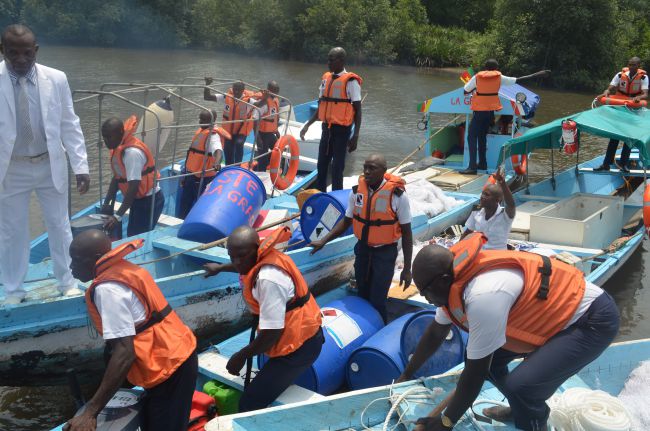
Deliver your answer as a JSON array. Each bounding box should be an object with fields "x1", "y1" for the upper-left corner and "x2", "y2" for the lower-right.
[{"x1": 0, "y1": 158, "x2": 74, "y2": 298}]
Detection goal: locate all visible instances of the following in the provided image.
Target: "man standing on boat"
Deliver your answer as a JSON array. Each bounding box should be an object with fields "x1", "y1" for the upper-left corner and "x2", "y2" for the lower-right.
[
  {"x1": 397, "y1": 233, "x2": 619, "y2": 431},
  {"x1": 310, "y1": 154, "x2": 413, "y2": 322},
  {"x1": 65, "y1": 229, "x2": 197, "y2": 431},
  {"x1": 0, "y1": 24, "x2": 90, "y2": 305},
  {"x1": 460, "y1": 60, "x2": 550, "y2": 175},
  {"x1": 179, "y1": 109, "x2": 227, "y2": 219},
  {"x1": 460, "y1": 169, "x2": 515, "y2": 250},
  {"x1": 300, "y1": 47, "x2": 362, "y2": 192},
  {"x1": 251, "y1": 80, "x2": 281, "y2": 172},
  {"x1": 101, "y1": 117, "x2": 165, "y2": 236},
  {"x1": 594, "y1": 57, "x2": 648, "y2": 172},
  {"x1": 204, "y1": 78, "x2": 254, "y2": 165},
  {"x1": 204, "y1": 226, "x2": 323, "y2": 412}
]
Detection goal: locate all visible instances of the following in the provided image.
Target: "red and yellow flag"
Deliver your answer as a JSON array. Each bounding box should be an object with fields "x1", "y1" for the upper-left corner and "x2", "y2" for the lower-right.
[{"x1": 460, "y1": 66, "x2": 475, "y2": 84}]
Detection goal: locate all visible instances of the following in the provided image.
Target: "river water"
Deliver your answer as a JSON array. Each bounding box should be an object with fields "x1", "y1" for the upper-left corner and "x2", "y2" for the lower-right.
[{"x1": 1, "y1": 46, "x2": 648, "y2": 430}]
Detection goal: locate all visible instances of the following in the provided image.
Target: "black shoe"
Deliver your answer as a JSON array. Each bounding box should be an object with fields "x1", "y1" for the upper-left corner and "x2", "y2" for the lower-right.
[
  {"x1": 593, "y1": 164, "x2": 610, "y2": 172},
  {"x1": 477, "y1": 163, "x2": 487, "y2": 171},
  {"x1": 618, "y1": 165, "x2": 630, "y2": 173},
  {"x1": 459, "y1": 168, "x2": 477, "y2": 175}
]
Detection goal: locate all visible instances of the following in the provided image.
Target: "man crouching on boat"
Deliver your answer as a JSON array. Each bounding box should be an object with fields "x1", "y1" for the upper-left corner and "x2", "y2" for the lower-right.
[
  {"x1": 396, "y1": 233, "x2": 619, "y2": 431},
  {"x1": 64, "y1": 229, "x2": 197, "y2": 431},
  {"x1": 204, "y1": 225, "x2": 323, "y2": 412}
]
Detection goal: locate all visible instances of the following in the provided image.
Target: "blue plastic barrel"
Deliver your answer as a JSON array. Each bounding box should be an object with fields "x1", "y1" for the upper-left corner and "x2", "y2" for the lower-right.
[
  {"x1": 300, "y1": 190, "x2": 353, "y2": 245},
  {"x1": 399, "y1": 310, "x2": 468, "y2": 378},
  {"x1": 287, "y1": 227, "x2": 305, "y2": 251},
  {"x1": 258, "y1": 296, "x2": 384, "y2": 395},
  {"x1": 345, "y1": 313, "x2": 415, "y2": 390},
  {"x1": 177, "y1": 166, "x2": 266, "y2": 243}
]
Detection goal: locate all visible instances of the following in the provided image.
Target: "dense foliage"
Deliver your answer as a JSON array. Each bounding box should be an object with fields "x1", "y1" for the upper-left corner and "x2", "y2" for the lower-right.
[{"x1": 2, "y1": 0, "x2": 649, "y2": 90}]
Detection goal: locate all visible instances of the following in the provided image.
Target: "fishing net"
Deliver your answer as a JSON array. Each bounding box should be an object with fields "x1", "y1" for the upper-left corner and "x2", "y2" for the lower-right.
[{"x1": 618, "y1": 360, "x2": 650, "y2": 431}]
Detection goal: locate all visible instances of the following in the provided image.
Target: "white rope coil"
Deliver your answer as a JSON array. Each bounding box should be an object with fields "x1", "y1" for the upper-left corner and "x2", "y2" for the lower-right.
[{"x1": 547, "y1": 388, "x2": 632, "y2": 431}]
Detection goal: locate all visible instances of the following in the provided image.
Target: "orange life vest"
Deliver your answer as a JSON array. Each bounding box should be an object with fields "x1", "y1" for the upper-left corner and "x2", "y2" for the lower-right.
[
  {"x1": 471, "y1": 70, "x2": 502, "y2": 111},
  {"x1": 110, "y1": 116, "x2": 159, "y2": 199},
  {"x1": 351, "y1": 173, "x2": 405, "y2": 246},
  {"x1": 317, "y1": 71, "x2": 363, "y2": 127},
  {"x1": 86, "y1": 239, "x2": 197, "y2": 389},
  {"x1": 241, "y1": 227, "x2": 322, "y2": 358},
  {"x1": 259, "y1": 96, "x2": 279, "y2": 133},
  {"x1": 185, "y1": 127, "x2": 230, "y2": 178},
  {"x1": 222, "y1": 89, "x2": 255, "y2": 137},
  {"x1": 617, "y1": 67, "x2": 647, "y2": 97},
  {"x1": 444, "y1": 233, "x2": 586, "y2": 353}
]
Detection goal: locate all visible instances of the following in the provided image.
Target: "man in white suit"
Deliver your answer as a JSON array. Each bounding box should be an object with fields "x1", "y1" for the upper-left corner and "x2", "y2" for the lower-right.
[{"x1": 0, "y1": 24, "x2": 90, "y2": 304}]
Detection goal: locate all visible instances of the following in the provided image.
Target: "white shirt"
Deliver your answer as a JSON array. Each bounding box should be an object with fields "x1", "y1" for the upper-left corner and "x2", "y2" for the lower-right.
[
  {"x1": 94, "y1": 281, "x2": 147, "y2": 340},
  {"x1": 123, "y1": 147, "x2": 160, "y2": 196},
  {"x1": 207, "y1": 132, "x2": 223, "y2": 155},
  {"x1": 435, "y1": 268, "x2": 604, "y2": 360},
  {"x1": 251, "y1": 265, "x2": 296, "y2": 330},
  {"x1": 346, "y1": 179, "x2": 412, "y2": 226},
  {"x1": 465, "y1": 206, "x2": 513, "y2": 250},
  {"x1": 251, "y1": 98, "x2": 278, "y2": 121},
  {"x1": 318, "y1": 69, "x2": 362, "y2": 102},
  {"x1": 9, "y1": 66, "x2": 48, "y2": 157},
  {"x1": 463, "y1": 74, "x2": 517, "y2": 93},
  {"x1": 610, "y1": 70, "x2": 649, "y2": 90}
]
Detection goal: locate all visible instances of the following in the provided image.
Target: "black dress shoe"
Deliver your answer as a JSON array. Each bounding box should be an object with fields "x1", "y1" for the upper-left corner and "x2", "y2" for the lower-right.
[
  {"x1": 618, "y1": 165, "x2": 630, "y2": 173},
  {"x1": 459, "y1": 168, "x2": 477, "y2": 175},
  {"x1": 593, "y1": 165, "x2": 610, "y2": 172}
]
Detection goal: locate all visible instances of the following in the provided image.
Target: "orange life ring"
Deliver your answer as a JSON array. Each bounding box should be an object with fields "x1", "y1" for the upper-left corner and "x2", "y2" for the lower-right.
[
  {"x1": 269, "y1": 135, "x2": 300, "y2": 190},
  {"x1": 511, "y1": 154, "x2": 527, "y2": 176},
  {"x1": 598, "y1": 96, "x2": 647, "y2": 108},
  {"x1": 643, "y1": 184, "x2": 650, "y2": 235}
]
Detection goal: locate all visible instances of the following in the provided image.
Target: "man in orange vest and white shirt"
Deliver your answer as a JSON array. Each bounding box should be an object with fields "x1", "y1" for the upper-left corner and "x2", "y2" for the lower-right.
[
  {"x1": 397, "y1": 233, "x2": 619, "y2": 431},
  {"x1": 310, "y1": 154, "x2": 413, "y2": 322},
  {"x1": 300, "y1": 47, "x2": 362, "y2": 191},
  {"x1": 64, "y1": 229, "x2": 197, "y2": 431},
  {"x1": 101, "y1": 117, "x2": 164, "y2": 237},
  {"x1": 251, "y1": 80, "x2": 281, "y2": 172},
  {"x1": 204, "y1": 225, "x2": 323, "y2": 412},
  {"x1": 594, "y1": 57, "x2": 648, "y2": 172},
  {"x1": 460, "y1": 59, "x2": 550, "y2": 175},
  {"x1": 204, "y1": 78, "x2": 254, "y2": 165},
  {"x1": 179, "y1": 109, "x2": 227, "y2": 218}
]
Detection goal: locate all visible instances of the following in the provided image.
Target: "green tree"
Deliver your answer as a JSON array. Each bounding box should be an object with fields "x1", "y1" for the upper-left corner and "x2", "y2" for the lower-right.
[
  {"x1": 421, "y1": 0, "x2": 496, "y2": 31},
  {"x1": 390, "y1": 0, "x2": 428, "y2": 64},
  {"x1": 487, "y1": 0, "x2": 618, "y2": 90}
]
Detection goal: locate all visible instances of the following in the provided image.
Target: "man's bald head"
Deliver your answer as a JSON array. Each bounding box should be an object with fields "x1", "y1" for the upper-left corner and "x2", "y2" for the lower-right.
[
  {"x1": 69, "y1": 229, "x2": 112, "y2": 282},
  {"x1": 366, "y1": 154, "x2": 387, "y2": 169},
  {"x1": 327, "y1": 47, "x2": 346, "y2": 73},
  {"x1": 412, "y1": 245, "x2": 454, "y2": 306},
  {"x1": 1, "y1": 24, "x2": 38, "y2": 76},
  {"x1": 1, "y1": 24, "x2": 35, "y2": 46},
  {"x1": 480, "y1": 183, "x2": 503, "y2": 211},
  {"x1": 363, "y1": 153, "x2": 388, "y2": 188},
  {"x1": 101, "y1": 117, "x2": 124, "y2": 149},
  {"x1": 227, "y1": 226, "x2": 260, "y2": 274}
]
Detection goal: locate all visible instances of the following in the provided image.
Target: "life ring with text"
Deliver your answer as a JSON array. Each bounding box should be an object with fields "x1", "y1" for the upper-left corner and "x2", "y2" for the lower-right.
[
  {"x1": 269, "y1": 135, "x2": 300, "y2": 190},
  {"x1": 598, "y1": 96, "x2": 647, "y2": 108}
]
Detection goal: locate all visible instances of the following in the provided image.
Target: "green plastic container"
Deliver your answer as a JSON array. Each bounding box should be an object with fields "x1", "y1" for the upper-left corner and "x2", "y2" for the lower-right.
[{"x1": 202, "y1": 380, "x2": 242, "y2": 415}]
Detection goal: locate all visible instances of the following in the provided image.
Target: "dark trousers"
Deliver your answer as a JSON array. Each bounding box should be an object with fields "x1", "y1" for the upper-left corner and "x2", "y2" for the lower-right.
[
  {"x1": 354, "y1": 241, "x2": 398, "y2": 322},
  {"x1": 179, "y1": 175, "x2": 214, "y2": 219},
  {"x1": 224, "y1": 134, "x2": 247, "y2": 165},
  {"x1": 603, "y1": 139, "x2": 631, "y2": 167},
  {"x1": 255, "y1": 132, "x2": 278, "y2": 172},
  {"x1": 467, "y1": 111, "x2": 494, "y2": 169},
  {"x1": 239, "y1": 328, "x2": 324, "y2": 412},
  {"x1": 128, "y1": 190, "x2": 164, "y2": 237},
  {"x1": 144, "y1": 350, "x2": 198, "y2": 431},
  {"x1": 316, "y1": 123, "x2": 351, "y2": 192},
  {"x1": 487, "y1": 292, "x2": 619, "y2": 431}
]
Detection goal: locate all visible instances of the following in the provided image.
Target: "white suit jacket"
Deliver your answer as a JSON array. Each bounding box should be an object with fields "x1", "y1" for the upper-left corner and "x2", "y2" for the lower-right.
[{"x1": 0, "y1": 61, "x2": 89, "y2": 193}]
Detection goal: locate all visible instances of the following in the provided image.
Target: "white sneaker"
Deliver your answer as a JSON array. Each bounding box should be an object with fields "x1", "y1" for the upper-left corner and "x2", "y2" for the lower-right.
[
  {"x1": 62, "y1": 287, "x2": 84, "y2": 297},
  {"x1": 4, "y1": 295, "x2": 24, "y2": 305}
]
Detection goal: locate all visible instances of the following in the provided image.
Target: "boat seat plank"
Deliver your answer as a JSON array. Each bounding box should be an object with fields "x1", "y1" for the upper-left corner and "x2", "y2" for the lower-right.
[
  {"x1": 151, "y1": 236, "x2": 230, "y2": 261},
  {"x1": 579, "y1": 167, "x2": 648, "y2": 178},
  {"x1": 518, "y1": 195, "x2": 563, "y2": 202}
]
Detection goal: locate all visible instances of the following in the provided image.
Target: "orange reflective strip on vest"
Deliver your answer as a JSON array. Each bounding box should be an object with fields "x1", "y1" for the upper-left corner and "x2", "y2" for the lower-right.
[
  {"x1": 351, "y1": 173, "x2": 404, "y2": 246},
  {"x1": 470, "y1": 71, "x2": 503, "y2": 111},
  {"x1": 110, "y1": 135, "x2": 159, "y2": 199},
  {"x1": 317, "y1": 71, "x2": 363, "y2": 126},
  {"x1": 444, "y1": 232, "x2": 586, "y2": 353},
  {"x1": 241, "y1": 227, "x2": 322, "y2": 358},
  {"x1": 86, "y1": 240, "x2": 197, "y2": 389}
]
